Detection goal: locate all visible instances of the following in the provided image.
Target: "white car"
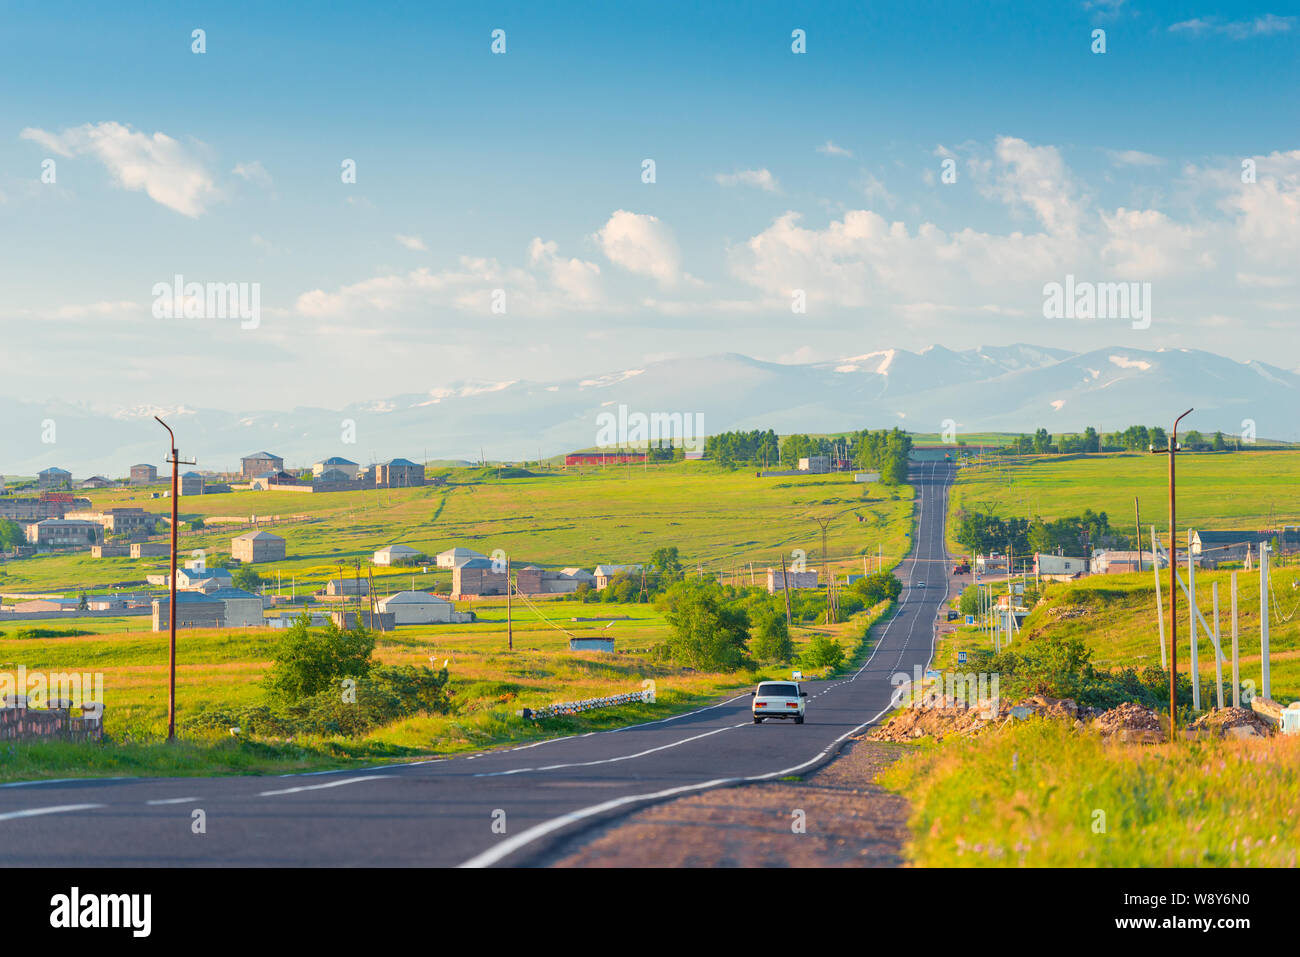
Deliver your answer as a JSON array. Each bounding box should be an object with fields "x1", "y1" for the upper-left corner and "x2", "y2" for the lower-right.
[{"x1": 751, "y1": 681, "x2": 808, "y2": 724}]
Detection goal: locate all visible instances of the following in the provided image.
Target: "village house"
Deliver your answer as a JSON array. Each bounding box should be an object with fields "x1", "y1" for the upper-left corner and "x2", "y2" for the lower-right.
[
  {"x1": 36, "y1": 467, "x2": 72, "y2": 489},
  {"x1": 179, "y1": 472, "x2": 205, "y2": 496},
  {"x1": 1033, "y1": 553, "x2": 1089, "y2": 580},
  {"x1": 65, "y1": 507, "x2": 160, "y2": 537},
  {"x1": 240, "y1": 452, "x2": 285, "y2": 480},
  {"x1": 374, "y1": 458, "x2": 424, "y2": 488},
  {"x1": 453, "y1": 557, "x2": 507, "y2": 597},
  {"x1": 231, "y1": 529, "x2": 286, "y2": 563},
  {"x1": 151, "y1": 587, "x2": 264, "y2": 630},
  {"x1": 312, "y1": 456, "x2": 359, "y2": 479},
  {"x1": 25, "y1": 519, "x2": 100, "y2": 548},
  {"x1": 325, "y1": 578, "x2": 369, "y2": 597},
  {"x1": 376, "y1": 591, "x2": 473, "y2": 625},
  {"x1": 593, "y1": 564, "x2": 642, "y2": 590},
  {"x1": 975, "y1": 553, "x2": 1010, "y2": 576},
  {"x1": 78, "y1": 476, "x2": 112, "y2": 489},
  {"x1": 374, "y1": 544, "x2": 422, "y2": 566},
  {"x1": 1189, "y1": 530, "x2": 1274, "y2": 564},
  {"x1": 1091, "y1": 549, "x2": 1166, "y2": 574},
  {"x1": 766, "y1": 568, "x2": 819, "y2": 594},
  {"x1": 435, "y1": 546, "x2": 487, "y2": 568},
  {"x1": 130, "y1": 464, "x2": 158, "y2": 485}
]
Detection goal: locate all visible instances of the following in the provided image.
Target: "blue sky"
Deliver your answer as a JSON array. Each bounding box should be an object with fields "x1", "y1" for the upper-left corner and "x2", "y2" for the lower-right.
[{"x1": 1, "y1": 0, "x2": 1297, "y2": 410}]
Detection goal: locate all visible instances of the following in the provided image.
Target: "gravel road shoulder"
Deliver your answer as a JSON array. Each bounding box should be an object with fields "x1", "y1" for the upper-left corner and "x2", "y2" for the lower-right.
[{"x1": 541, "y1": 737, "x2": 913, "y2": 867}]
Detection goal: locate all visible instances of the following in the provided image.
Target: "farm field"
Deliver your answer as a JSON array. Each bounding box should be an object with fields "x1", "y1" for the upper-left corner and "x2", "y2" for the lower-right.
[
  {"x1": 0, "y1": 461, "x2": 913, "y2": 596},
  {"x1": 947, "y1": 449, "x2": 1300, "y2": 554},
  {"x1": 0, "y1": 595, "x2": 895, "y2": 781}
]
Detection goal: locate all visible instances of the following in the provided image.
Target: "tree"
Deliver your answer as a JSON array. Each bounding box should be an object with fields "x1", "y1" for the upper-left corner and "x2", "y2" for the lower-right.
[
  {"x1": 750, "y1": 608, "x2": 794, "y2": 663},
  {"x1": 232, "y1": 565, "x2": 263, "y2": 591},
  {"x1": 649, "y1": 546, "x2": 684, "y2": 585},
  {"x1": 263, "y1": 612, "x2": 376, "y2": 703},
  {"x1": 660, "y1": 586, "x2": 752, "y2": 671},
  {"x1": 0, "y1": 518, "x2": 23, "y2": 550},
  {"x1": 800, "y1": 634, "x2": 845, "y2": 670}
]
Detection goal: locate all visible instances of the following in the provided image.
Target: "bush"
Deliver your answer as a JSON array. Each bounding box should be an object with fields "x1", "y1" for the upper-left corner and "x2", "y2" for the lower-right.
[
  {"x1": 800, "y1": 634, "x2": 845, "y2": 670},
  {"x1": 263, "y1": 612, "x2": 376, "y2": 704},
  {"x1": 750, "y1": 608, "x2": 794, "y2": 663}
]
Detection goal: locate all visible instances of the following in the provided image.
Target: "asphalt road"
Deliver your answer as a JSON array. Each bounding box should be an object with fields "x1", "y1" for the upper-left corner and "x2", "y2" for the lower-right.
[{"x1": 0, "y1": 461, "x2": 955, "y2": 867}]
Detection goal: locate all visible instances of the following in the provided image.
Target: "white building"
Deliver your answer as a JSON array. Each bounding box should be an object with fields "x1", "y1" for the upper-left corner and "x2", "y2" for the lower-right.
[
  {"x1": 375, "y1": 590, "x2": 473, "y2": 625},
  {"x1": 798, "y1": 456, "x2": 830, "y2": 473},
  {"x1": 1033, "y1": 553, "x2": 1088, "y2": 580},
  {"x1": 766, "y1": 568, "x2": 819, "y2": 593},
  {"x1": 436, "y1": 546, "x2": 488, "y2": 569},
  {"x1": 374, "y1": 544, "x2": 422, "y2": 566}
]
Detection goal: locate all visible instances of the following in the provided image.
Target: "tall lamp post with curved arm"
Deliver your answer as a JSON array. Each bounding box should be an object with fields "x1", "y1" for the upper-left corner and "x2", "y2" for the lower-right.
[
  {"x1": 1150, "y1": 408, "x2": 1193, "y2": 737},
  {"x1": 155, "y1": 416, "x2": 194, "y2": 741}
]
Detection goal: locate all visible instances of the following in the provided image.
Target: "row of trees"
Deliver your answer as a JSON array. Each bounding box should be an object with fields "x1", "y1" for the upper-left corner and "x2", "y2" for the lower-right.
[
  {"x1": 701, "y1": 427, "x2": 912, "y2": 485},
  {"x1": 1009, "y1": 425, "x2": 1235, "y2": 455},
  {"x1": 953, "y1": 508, "x2": 1131, "y2": 556}
]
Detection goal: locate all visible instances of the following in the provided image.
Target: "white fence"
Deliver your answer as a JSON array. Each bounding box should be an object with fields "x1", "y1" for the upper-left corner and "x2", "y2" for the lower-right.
[{"x1": 518, "y1": 685, "x2": 655, "y2": 721}]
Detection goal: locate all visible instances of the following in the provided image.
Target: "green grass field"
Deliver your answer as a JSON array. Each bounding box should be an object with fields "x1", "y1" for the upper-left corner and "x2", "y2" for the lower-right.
[
  {"x1": 947, "y1": 449, "x2": 1300, "y2": 554},
  {"x1": 881, "y1": 720, "x2": 1300, "y2": 866},
  {"x1": 1, "y1": 461, "x2": 913, "y2": 596},
  {"x1": 932, "y1": 568, "x2": 1300, "y2": 704}
]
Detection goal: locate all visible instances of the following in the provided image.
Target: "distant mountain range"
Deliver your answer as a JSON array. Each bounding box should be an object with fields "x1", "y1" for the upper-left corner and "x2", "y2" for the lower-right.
[{"x1": 3, "y1": 344, "x2": 1296, "y2": 477}]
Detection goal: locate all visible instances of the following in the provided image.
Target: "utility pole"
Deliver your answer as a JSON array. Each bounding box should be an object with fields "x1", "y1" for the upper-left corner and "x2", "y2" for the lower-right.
[
  {"x1": 1150, "y1": 408, "x2": 1193, "y2": 735},
  {"x1": 779, "y1": 552, "x2": 793, "y2": 630},
  {"x1": 1151, "y1": 525, "x2": 1166, "y2": 670},
  {"x1": 1188, "y1": 531, "x2": 1200, "y2": 711},
  {"x1": 154, "y1": 416, "x2": 194, "y2": 743},
  {"x1": 1134, "y1": 496, "x2": 1143, "y2": 572},
  {"x1": 506, "y1": 556, "x2": 513, "y2": 651},
  {"x1": 1231, "y1": 571, "x2": 1240, "y2": 708},
  {"x1": 1260, "y1": 540, "x2": 1270, "y2": 699}
]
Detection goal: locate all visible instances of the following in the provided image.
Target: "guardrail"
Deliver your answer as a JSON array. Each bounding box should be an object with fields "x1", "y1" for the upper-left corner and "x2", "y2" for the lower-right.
[{"x1": 517, "y1": 685, "x2": 655, "y2": 721}]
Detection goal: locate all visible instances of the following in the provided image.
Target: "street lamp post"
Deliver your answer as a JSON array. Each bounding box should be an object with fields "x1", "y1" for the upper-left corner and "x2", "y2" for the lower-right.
[
  {"x1": 154, "y1": 416, "x2": 194, "y2": 742},
  {"x1": 1150, "y1": 408, "x2": 1193, "y2": 737}
]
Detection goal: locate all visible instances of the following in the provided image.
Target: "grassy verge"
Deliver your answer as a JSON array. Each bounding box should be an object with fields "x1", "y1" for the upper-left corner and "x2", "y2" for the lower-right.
[{"x1": 880, "y1": 719, "x2": 1300, "y2": 866}]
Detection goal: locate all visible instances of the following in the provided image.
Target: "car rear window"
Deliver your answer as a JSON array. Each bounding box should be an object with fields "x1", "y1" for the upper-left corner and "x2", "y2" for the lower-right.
[{"x1": 758, "y1": 683, "x2": 798, "y2": 697}]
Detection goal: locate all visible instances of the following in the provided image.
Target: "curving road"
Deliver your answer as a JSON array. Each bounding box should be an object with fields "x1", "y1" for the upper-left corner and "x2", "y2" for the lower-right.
[{"x1": 0, "y1": 461, "x2": 954, "y2": 867}]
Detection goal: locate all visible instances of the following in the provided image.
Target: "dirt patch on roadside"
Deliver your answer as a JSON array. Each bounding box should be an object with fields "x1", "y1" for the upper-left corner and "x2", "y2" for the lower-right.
[{"x1": 542, "y1": 739, "x2": 912, "y2": 867}]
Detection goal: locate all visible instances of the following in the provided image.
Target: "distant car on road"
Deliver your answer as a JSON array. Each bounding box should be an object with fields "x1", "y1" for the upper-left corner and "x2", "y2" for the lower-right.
[
  {"x1": 913, "y1": 581, "x2": 927, "y2": 588},
  {"x1": 751, "y1": 681, "x2": 807, "y2": 724}
]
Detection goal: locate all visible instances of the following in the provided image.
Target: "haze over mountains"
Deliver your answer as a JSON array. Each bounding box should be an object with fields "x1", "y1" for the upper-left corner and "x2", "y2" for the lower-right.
[{"x1": 3, "y1": 344, "x2": 1296, "y2": 476}]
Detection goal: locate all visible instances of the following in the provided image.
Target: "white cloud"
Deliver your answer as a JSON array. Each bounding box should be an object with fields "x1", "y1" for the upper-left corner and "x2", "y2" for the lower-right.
[
  {"x1": 20, "y1": 121, "x2": 218, "y2": 217},
  {"x1": 1170, "y1": 15, "x2": 1295, "y2": 38},
  {"x1": 715, "y1": 168, "x2": 780, "y2": 192},
  {"x1": 983, "y1": 136, "x2": 1082, "y2": 236},
  {"x1": 396, "y1": 234, "x2": 428, "y2": 251},
  {"x1": 593, "y1": 209, "x2": 681, "y2": 285},
  {"x1": 294, "y1": 236, "x2": 604, "y2": 320},
  {"x1": 1106, "y1": 149, "x2": 1165, "y2": 167},
  {"x1": 1100, "y1": 207, "x2": 1209, "y2": 277},
  {"x1": 817, "y1": 141, "x2": 853, "y2": 158},
  {"x1": 232, "y1": 161, "x2": 272, "y2": 188}
]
